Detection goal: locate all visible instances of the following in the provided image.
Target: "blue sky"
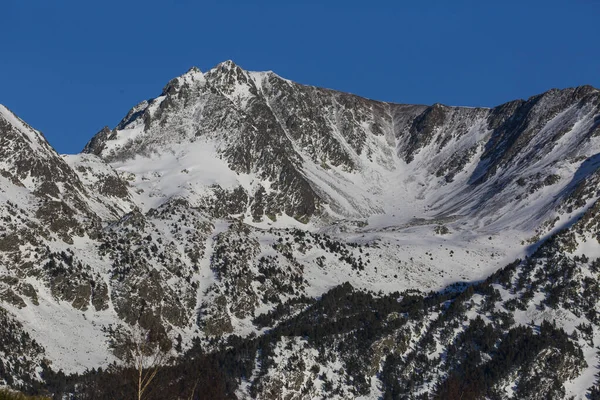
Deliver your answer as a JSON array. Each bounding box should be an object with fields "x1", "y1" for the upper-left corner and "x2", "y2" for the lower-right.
[{"x1": 2, "y1": 0, "x2": 599, "y2": 154}]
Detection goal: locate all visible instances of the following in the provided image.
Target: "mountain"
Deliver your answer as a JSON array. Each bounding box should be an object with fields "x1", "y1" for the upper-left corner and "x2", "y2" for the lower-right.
[
  {"x1": 83, "y1": 62, "x2": 600, "y2": 231},
  {"x1": 1, "y1": 61, "x2": 600, "y2": 399}
]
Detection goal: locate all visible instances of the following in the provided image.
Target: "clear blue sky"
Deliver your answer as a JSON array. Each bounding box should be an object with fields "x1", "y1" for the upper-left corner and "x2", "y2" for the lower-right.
[{"x1": 2, "y1": 0, "x2": 598, "y2": 154}]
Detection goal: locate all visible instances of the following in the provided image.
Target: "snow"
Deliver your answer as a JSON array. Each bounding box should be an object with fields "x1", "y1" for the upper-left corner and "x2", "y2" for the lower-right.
[
  {"x1": 0, "y1": 104, "x2": 46, "y2": 152},
  {"x1": 102, "y1": 122, "x2": 146, "y2": 155},
  {"x1": 4, "y1": 285, "x2": 119, "y2": 374},
  {"x1": 178, "y1": 66, "x2": 206, "y2": 87},
  {"x1": 110, "y1": 139, "x2": 245, "y2": 211},
  {"x1": 565, "y1": 344, "x2": 599, "y2": 399},
  {"x1": 2, "y1": 62, "x2": 600, "y2": 395},
  {"x1": 573, "y1": 235, "x2": 600, "y2": 259},
  {"x1": 63, "y1": 153, "x2": 137, "y2": 219}
]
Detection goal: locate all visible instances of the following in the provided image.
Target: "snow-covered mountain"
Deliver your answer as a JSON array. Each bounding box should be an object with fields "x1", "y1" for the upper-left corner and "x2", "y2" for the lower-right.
[
  {"x1": 2, "y1": 61, "x2": 600, "y2": 398},
  {"x1": 83, "y1": 62, "x2": 600, "y2": 231}
]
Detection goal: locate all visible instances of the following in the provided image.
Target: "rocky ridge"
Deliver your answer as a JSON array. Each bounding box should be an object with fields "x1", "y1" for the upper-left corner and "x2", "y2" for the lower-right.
[{"x1": 0, "y1": 62, "x2": 600, "y2": 398}]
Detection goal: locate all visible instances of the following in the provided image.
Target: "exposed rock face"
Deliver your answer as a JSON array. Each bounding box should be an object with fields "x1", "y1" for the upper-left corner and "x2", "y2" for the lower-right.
[
  {"x1": 83, "y1": 62, "x2": 600, "y2": 228},
  {"x1": 1, "y1": 62, "x2": 600, "y2": 398}
]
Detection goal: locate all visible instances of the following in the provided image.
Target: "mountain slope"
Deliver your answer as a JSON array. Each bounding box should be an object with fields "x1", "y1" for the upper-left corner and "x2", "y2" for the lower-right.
[
  {"x1": 84, "y1": 62, "x2": 600, "y2": 235},
  {"x1": 1, "y1": 62, "x2": 600, "y2": 398}
]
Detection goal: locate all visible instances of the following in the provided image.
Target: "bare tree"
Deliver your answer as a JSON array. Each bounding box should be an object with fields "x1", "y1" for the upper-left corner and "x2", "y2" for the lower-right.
[{"x1": 124, "y1": 325, "x2": 170, "y2": 400}]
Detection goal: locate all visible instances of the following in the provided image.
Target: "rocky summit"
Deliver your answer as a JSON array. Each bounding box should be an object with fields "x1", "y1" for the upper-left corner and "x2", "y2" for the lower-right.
[{"x1": 1, "y1": 61, "x2": 600, "y2": 399}]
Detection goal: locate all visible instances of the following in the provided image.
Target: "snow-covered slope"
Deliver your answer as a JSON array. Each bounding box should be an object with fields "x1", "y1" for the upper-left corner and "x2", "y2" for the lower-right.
[
  {"x1": 84, "y1": 63, "x2": 600, "y2": 236},
  {"x1": 1, "y1": 62, "x2": 600, "y2": 398}
]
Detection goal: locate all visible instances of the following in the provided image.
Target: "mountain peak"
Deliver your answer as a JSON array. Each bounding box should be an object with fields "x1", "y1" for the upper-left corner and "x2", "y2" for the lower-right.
[
  {"x1": 215, "y1": 59, "x2": 241, "y2": 71},
  {"x1": 161, "y1": 66, "x2": 206, "y2": 96},
  {"x1": 0, "y1": 104, "x2": 23, "y2": 127},
  {"x1": 204, "y1": 60, "x2": 261, "y2": 102},
  {"x1": 0, "y1": 104, "x2": 49, "y2": 152},
  {"x1": 208, "y1": 60, "x2": 254, "y2": 80}
]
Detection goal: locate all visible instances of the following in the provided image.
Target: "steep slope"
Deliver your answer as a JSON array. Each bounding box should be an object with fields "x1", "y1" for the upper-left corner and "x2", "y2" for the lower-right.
[
  {"x1": 68, "y1": 197, "x2": 600, "y2": 399},
  {"x1": 0, "y1": 105, "x2": 137, "y2": 382},
  {"x1": 240, "y1": 195, "x2": 600, "y2": 399},
  {"x1": 1, "y1": 62, "x2": 600, "y2": 398},
  {"x1": 83, "y1": 62, "x2": 600, "y2": 238}
]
